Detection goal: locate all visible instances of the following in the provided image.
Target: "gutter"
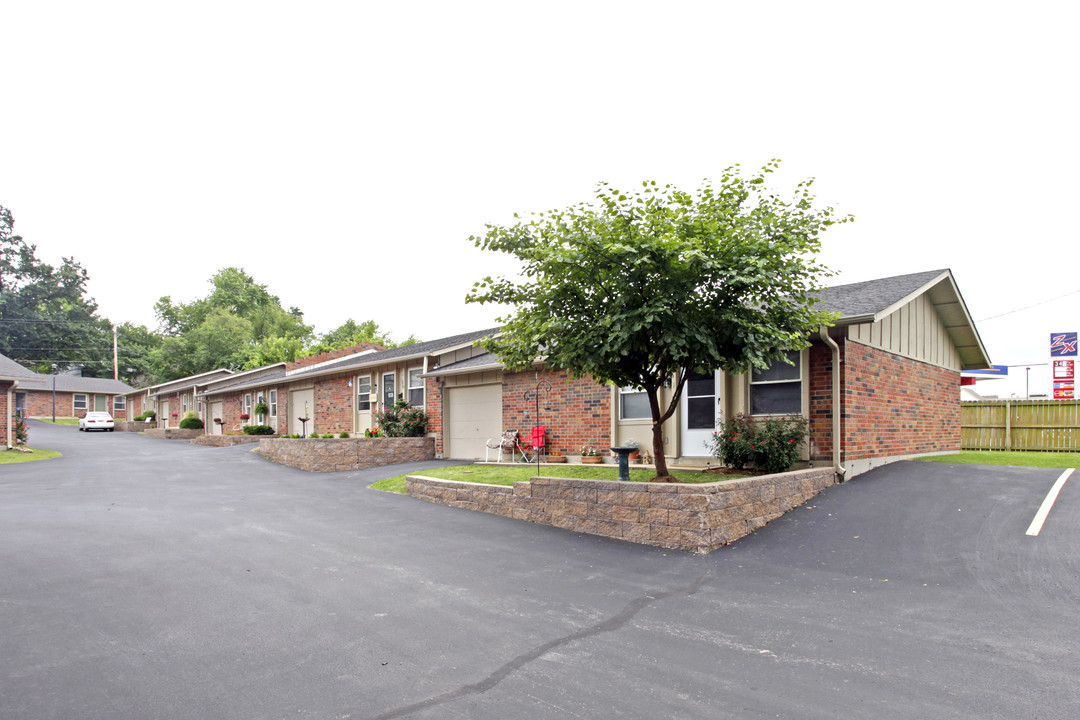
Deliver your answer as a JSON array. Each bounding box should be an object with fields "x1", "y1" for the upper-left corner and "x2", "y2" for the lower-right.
[{"x1": 819, "y1": 326, "x2": 848, "y2": 481}]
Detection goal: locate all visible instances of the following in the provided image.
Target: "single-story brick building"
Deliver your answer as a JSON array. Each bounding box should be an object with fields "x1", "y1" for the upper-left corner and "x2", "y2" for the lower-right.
[
  {"x1": 1, "y1": 353, "x2": 134, "y2": 428},
  {"x1": 124, "y1": 368, "x2": 236, "y2": 428},
  {"x1": 116, "y1": 268, "x2": 989, "y2": 479},
  {"x1": 196, "y1": 335, "x2": 494, "y2": 438},
  {"x1": 422, "y1": 269, "x2": 991, "y2": 477}
]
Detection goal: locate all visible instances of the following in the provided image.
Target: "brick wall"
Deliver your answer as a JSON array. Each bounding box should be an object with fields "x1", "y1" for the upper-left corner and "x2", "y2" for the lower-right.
[
  {"x1": 842, "y1": 340, "x2": 961, "y2": 460},
  {"x1": 501, "y1": 369, "x2": 611, "y2": 455},
  {"x1": 22, "y1": 390, "x2": 124, "y2": 418},
  {"x1": 1, "y1": 381, "x2": 11, "y2": 445},
  {"x1": 808, "y1": 341, "x2": 835, "y2": 462},
  {"x1": 427, "y1": 376, "x2": 444, "y2": 454},
  {"x1": 407, "y1": 468, "x2": 837, "y2": 552},
  {"x1": 315, "y1": 376, "x2": 353, "y2": 434}
]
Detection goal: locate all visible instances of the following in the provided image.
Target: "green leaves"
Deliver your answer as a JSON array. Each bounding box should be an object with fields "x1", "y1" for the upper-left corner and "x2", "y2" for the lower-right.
[{"x1": 467, "y1": 162, "x2": 849, "y2": 476}]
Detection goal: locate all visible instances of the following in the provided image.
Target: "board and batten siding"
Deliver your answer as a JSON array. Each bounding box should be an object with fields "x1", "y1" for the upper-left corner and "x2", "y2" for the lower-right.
[{"x1": 845, "y1": 293, "x2": 961, "y2": 371}]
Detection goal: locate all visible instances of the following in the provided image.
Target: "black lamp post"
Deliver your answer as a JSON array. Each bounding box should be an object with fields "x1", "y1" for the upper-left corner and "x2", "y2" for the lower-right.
[{"x1": 523, "y1": 380, "x2": 551, "y2": 476}]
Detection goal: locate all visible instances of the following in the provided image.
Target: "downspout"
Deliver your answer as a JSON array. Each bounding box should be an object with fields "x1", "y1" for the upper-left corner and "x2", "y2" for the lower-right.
[
  {"x1": 819, "y1": 326, "x2": 847, "y2": 481},
  {"x1": 6, "y1": 381, "x2": 14, "y2": 449}
]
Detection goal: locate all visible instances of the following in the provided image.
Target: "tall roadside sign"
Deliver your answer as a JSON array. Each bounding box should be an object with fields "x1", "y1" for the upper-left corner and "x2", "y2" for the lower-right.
[{"x1": 1050, "y1": 332, "x2": 1077, "y2": 399}]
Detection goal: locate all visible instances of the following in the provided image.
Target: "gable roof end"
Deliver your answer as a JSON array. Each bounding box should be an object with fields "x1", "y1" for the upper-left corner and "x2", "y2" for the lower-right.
[{"x1": 817, "y1": 269, "x2": 991, "y2": 371}]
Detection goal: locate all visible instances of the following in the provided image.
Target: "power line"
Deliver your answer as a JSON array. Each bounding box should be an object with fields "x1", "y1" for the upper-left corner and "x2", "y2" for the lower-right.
[
  {"x1": 978, "y1": 288, "x2": 1080, "y2": 322},
  {"x1": 0, "y1": 319, "x2": 109, "y2": 325}
]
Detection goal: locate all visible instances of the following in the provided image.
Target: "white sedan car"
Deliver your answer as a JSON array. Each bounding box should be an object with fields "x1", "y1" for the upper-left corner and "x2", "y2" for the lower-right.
[{"x1": 78, "y1": 412, "x2": 115, "y2": 432}]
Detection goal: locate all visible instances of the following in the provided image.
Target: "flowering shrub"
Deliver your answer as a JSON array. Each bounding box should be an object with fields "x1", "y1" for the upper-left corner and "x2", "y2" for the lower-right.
[
  {"x1": 708, "y1": 414, "x2": 808, "y2": 474},
  {"x1": 365, "y1": 426, "x2": 382, "y2": 438},
  {"x1": 753, "y1": 415, "x2": 808, "y2": 474},
  {"x1": 373, "y1": 400, "x2": 428, "y2": 437},
  {"x1": 708, "y1": 414, "x2": 757, "y2": 469}
]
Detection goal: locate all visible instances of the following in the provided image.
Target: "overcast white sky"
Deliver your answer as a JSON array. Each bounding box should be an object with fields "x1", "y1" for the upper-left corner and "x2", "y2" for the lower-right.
[{"x1": 2, "y1": 1, "x2": 1077, "y2": 397}]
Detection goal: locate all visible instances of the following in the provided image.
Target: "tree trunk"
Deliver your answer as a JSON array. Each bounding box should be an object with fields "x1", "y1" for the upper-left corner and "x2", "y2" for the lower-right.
[{"x1": 646, "y1": 385, "x2": 674, "y2": 480}]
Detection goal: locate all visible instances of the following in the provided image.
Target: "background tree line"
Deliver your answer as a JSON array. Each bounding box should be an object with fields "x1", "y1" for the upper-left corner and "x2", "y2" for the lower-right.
[{"x1": 0, "y1": 205, "x2": 416, "y2": 387}]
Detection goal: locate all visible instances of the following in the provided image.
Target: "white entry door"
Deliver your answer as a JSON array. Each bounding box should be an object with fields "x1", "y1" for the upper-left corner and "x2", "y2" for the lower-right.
[
  {"x1": 290, "y1": 389, "x2": 315, "y2": 437},
  {"x1": 680, "y1": 370, "x2": 723, "y2": 457},
  {"x1": 209, "y1": 401, "x2": 223, "y2": 435}
]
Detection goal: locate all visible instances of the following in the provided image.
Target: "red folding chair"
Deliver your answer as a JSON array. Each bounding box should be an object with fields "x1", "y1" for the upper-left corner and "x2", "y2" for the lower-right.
[{"x1": 515, "y1": 426, "x2": 546, "y2": 462}]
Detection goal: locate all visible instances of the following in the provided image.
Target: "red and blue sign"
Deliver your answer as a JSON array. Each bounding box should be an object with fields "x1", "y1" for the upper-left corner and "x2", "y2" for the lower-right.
[{"x1": 1050, "y1": 332, "x2": 1078, "y2": 357}]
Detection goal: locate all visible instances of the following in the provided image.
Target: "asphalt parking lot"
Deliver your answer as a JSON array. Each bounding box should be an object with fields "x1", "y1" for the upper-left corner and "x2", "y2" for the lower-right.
[{"x1": 3, "y1": 421, "x2": 1079, "y2": 719}]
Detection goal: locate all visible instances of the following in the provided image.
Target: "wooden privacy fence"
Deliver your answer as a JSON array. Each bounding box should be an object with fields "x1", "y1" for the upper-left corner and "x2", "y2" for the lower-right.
[{"x1": 962, "y1": 400, "x2": 1080, "y2": 451}]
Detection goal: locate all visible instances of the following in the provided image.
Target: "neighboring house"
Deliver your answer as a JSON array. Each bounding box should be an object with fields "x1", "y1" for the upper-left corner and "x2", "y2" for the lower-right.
[
  {"x1": 1, "y1": 353, "x2": 46, "y2": 448},
  {"x1": 0, "y1": 353, "x2": 134, "y2": 423},
  {"x1": 19, "y1": 374, "x2": 135, "y2": 420},
  {"x1": 423, "y1": 269, "x2": 991, "y2": 477}
]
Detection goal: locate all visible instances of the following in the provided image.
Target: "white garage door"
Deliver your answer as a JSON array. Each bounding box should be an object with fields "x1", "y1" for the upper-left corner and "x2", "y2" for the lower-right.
[{"x1": 447, "y1": 384, "x2": 502, "y2": 460}]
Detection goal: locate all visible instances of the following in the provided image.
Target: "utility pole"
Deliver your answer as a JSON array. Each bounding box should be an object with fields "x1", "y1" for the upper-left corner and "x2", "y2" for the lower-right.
[{"x1": 113, "y1": 325, "x2": 119, "y2": 380}]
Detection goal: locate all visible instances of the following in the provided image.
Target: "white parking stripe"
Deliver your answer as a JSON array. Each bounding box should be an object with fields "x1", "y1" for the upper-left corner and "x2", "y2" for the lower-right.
[{"x1": 1026, "y1": 469, "x2": 1074, "y2": 536}]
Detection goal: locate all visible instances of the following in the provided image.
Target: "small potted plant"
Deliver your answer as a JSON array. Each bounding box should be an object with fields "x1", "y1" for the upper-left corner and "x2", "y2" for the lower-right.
[
  {"x1": 580, "y1": 444, "x2": 602, "y2": 464},
  {"x1": 253, "y1": 401, "x2": 269, "y2": 418},
  {"x1": 547, "y1": 451, "x2": 567, "y2": 463},
  {"x1": 239, "y1": 413, "x2": 250, "y2": 421},
  {"x1": 623, "y1": 438, "x2": 641, "y2": 461}
]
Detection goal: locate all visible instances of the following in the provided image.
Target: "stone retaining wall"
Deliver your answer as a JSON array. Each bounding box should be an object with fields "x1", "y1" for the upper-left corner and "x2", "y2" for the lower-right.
[
  {"x1": 406, "y1": 468, "x2": 837, "y2": 553},
  {"x1": 259, "y1": 436, "x2": 435, "y2": 472},
  {"x1": 115, "y1": 421, "x2": 156, "y2": 432},
  {"x1": 192, "y1": 435, "x2": 269, "y2": 447},
  {"x1": 144, "y1": 427, "x2": 203, "y2": 440}
]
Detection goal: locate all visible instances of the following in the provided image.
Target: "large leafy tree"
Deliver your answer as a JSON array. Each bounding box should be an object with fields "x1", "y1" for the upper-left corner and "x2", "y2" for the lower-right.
[
  {"x1": 298, "y1": 318, "x2": 418, "y2": 360},
  {"x1": 466, "y1": 163, "x2": 850, "y2": 479},
  {"x1": 115, "y1": 322, "x2": 164, "y2": 387},
  {"x1": 0, "y1": 205, "x2": 113, "y2": 373},
  {"x1": 153, "y1": 267, "x2": 313, "y2": 379}
]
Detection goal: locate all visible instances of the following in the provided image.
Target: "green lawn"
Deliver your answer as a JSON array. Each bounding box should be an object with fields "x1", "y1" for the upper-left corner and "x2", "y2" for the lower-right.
[
  {"x1": 0, "y1": 447, "x2": 62, "y2": 464},
  {"x1": 33, "y1": 418, "x2": 79, "y2": 425},
  {"x1": 370, "y1": 463, "x2": 747, "y2": 494},
  {"x1": 916, "y1": 451, "x2": 1080, "y2": 469}
]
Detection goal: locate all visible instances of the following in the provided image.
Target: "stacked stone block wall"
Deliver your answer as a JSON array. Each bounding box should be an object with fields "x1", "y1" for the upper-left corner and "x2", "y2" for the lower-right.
[
  {"x1": 407, "y1": 468, "x2": 836, "y2": 552},
  {"x1": 258, "y1": 436, "x2": 435, "y2": 472},
  {"x1": 842, "y1": 341, "x2": 960, "y2": 460},
  {"x1": 192, "y1": 435, "x2": 265, "y2": 447},
  {"x1": 144, "y1": 427, "x2": 204, "y2": 440},
  {"x1": 115, "y1": 420, "x2": 156, "y2": 432}
]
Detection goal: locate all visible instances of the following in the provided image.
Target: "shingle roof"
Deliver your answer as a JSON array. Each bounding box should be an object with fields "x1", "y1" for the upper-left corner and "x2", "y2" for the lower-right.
[
  {"x1": 284, "y1": 327, "x2": 501, "y2": 379},
  {"x1": 0, "y1": 353, "x2": 42, "y2": 381},
  {"x1": 202, "y1": 367, "x2": 288, "y2": 396},
  {"x1": 815, "y1": 269, "x2": 949, "y2": 320},
  {"x1": 0, "y1": 353, "x2": 133, "y2": 391},
  {"x1": 49, "y1": 376, "x2": 135, "y2": 394},
  {"x1": 424, "y1": 351, "x2": 503, "y2": 377}
]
